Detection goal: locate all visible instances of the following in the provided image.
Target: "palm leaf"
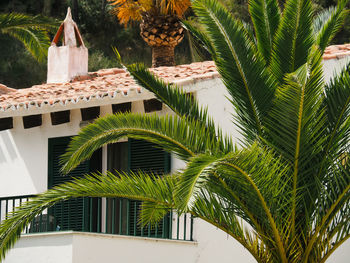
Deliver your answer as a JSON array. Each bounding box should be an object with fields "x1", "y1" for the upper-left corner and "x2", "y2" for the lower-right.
[
  {"x1": 266, "y1": 47, "x2": 327, "y2": 239},
  {"x1": 303, "y1": 162, "x2": 350, "y2": 262},
  {"x1": 3, "y1": 27, "x2": 50, "y2": 62},
  {"x1": 248, "y1": 0, "x2": 281, "y2": 64},
  {"x1": 0, "y1": 13, "x2": 58, "y2": 30},
  {"x1": 125, "y1": 62, "x2": 212, "y2": 127},
  {"x1": 181, "y1": 19, "x2": 217, "y2": 59},
  {"x1": 0, "y1": 171, "x2": 176, "y2": 261},
  {"x1": 210, "y1": 146, "x2": 290, "y2": 262},
  {"x1": 61, "y1": 112, "x2": 232, "y2": 173},
  {"x1": 191, "y1": 190, "x2": 273, "y2": 262},
  {"x1": 174, "y1": 154, "x2": 221, "y2": 212},
  {"x1": 318, "y1": 218, "x2": 350, "y2": 263},
  {"x1": 320, "y1": 63, "x2": 350, "y2": 174},
  {"x1": 313, "y1": 0, "x2": 349, "y2": 52},
  {"x1": 270, "y1": 0, "x2": 314, "y2": 84},
  {"x1": 0, "y1": 13, "x2": 59, "y2": 62},
  {"x1": 192, "y1": 0, "x2": 276, "y2": 142}
]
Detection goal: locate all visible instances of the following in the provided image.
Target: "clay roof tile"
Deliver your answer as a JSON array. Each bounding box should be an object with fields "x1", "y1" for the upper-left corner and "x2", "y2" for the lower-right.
[
  {"x1": 0, "y1": 61, "x2": 219, "y2": 114},
  {"x1": 323, "y1": 44, "x2": 350, "y2": 60},
  {"x1": 1, "y1": 44, "x2": 349, "y2": 115}
]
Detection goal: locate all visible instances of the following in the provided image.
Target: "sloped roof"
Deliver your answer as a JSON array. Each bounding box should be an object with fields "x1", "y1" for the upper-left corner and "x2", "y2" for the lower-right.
[
  {"x1": 323, "y1": 44, "x2": 350, "y2": 60},
  {"x1": 0, "y1": 61, "x2": 218, "y2": 116},
  {"x1": 1, "y1": 44, "x2": 349, "y2": 117}
]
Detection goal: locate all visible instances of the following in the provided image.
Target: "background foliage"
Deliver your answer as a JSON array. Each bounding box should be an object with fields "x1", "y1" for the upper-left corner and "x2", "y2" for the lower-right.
[{"x1": 0, "y1": 0, "x2": 348, "y2": 89}]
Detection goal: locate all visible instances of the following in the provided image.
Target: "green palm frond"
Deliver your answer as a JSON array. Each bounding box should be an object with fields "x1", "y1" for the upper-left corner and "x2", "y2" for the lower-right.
[
  {"x1": 312, "y1": 0, "x2": 349, "y2": 52},
  {"x1": 212, "y1": 147, "x2": 290, "y2": 262},
  {"x1": 0, "y1": 13, "x2": 58, "y2": 30},
  {"x1": 183, "y1": 18, "x2": 256, "y2": 56},
  {"x1": 267, "y1": 48, "x2": 325, "y2": 163},
  {"x1": 0, "y1": 13, "x2": 59, "y2": 62},
  {"x1": 121, "y1": 60, "x2": 230, "y2": 148},
  {"x1": 266, "y1": 48, "x2": 327, "y2": 239},
  {"x1": 4, "y1": 27, "x2": 50, "y2": 62},
  {"x1": 248, "y1": 0, "x2": 281, "y2": 64},
  {"x1": 0, "y1": 171, "x2": 176, "y2": 261},
  {"x1": 270, "y1": 0, "x2": 314, "y2": 84},
  {"x1": 1, "y1": 1, "x2": 350, "y2": 262},
  {"x1": 174, "y1": 143, "x2": 291, "y2": 261},
  {"x1": 61, "y1": 112, "x2": 232, "y2": 173},
  {"x1": 303, "y1": 162, "x2": 350, "y2": 262},
  {"x1": 192, "y1": 0, "x2": 276, "y2": 142},
  {"x1": 321, "y1": 63, "x2": 350, "y2": 168},
  {"x1": 174, "y1": 154, "x2": 221, "y2": 212},
  {"x1": 308, "y1": 192, "x2": 349, "y2": 262},
  {"x1": 191, "y1": 190, "x2": 273, "y2": 263},
  {"x1": 125, "y1": 62, "x2": 213, "y2": 127},
  {"x1": 181, "y1": 20, "x2": 217, "y2": 58},
  {"x1": 317, "y1": 215, "x2": 350, "y2": 263},
  {"x1": 241, "y1": 20, "x2": 257, "y2": 45}
]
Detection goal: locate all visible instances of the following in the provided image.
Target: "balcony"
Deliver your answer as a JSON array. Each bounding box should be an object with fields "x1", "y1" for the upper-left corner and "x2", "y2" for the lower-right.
[{"x1": 0, "y1": 194, "x2": 193, "y2": 241}]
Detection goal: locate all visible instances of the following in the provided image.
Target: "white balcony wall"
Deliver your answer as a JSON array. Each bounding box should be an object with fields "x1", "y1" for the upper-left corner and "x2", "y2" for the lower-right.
[{"x1": 4, "y1": 232, "x2": 197, "y2": 263}]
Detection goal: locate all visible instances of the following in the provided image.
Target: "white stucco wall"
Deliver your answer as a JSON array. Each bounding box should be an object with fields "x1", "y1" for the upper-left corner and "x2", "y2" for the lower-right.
[
  {"x1": 4, "y1": 232, "x2": 73, "y2": 263},
  {"x1": 0, "y1": 109, "x2": 82, "y2": 197},
  {"x1": 3, "y1": 232, "x2": 197, "y2": 263},
  {"x1": 195, "y1": 78, "x2": 242, "y2": 143},
  {"x1": 3, "y1": 230, "x2": 255, "y2": 263},
  {"x1": 323, "y1": 56, "x2": 350, "y2": 83}
]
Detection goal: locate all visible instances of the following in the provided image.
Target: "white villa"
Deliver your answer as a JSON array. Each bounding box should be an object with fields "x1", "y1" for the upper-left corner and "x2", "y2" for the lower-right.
[{"x1": 0, "y1": 10, "x2": 349, "y2": 263}]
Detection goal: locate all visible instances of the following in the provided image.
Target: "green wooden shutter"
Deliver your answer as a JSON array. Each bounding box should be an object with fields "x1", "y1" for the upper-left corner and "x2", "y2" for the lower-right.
[
  {"x1": 128, "y1": 139, "x2": 171, "y2": 237},
  {"x1": 48, "y1": 136, "x2": 90, "y2": 232}
]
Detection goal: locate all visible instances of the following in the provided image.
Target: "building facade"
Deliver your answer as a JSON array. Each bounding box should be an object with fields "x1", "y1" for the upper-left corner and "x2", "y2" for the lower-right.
[{"x1": 0, "y1": 10, "x2": 349, "y2": 263}]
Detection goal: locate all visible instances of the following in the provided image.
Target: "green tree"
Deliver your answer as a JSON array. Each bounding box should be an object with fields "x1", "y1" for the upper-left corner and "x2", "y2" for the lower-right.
[
  {"x1": 1, "y1": 0, "x2": 350, "y2": 262},
  {"x1": 0, "y1": 12, "x2": 58, "y2": 62}
]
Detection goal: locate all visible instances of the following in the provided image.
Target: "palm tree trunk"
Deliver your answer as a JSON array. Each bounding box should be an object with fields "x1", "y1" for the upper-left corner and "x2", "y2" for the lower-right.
[{"x1": 152, "y1": 45, "x2": 175, "y2": 67}]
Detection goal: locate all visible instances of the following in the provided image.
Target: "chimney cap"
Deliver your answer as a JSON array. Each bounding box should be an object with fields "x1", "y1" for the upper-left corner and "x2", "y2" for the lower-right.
[
  {"x1": 51, "y1": 7, "x2": 85, "y2": 47},
  {"x1": 64, "y1": 7, "x2": 73, "y2": 22}
]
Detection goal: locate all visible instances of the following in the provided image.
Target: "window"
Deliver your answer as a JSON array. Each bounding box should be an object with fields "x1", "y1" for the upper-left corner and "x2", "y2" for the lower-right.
[
  {"x1": 48, "y1": 136, "x2": 101, "y2": 232},
  {"x1": 106, "y1": 139, "x2": 171, "y2": 238},
  {"x1": 47, "y1": 137, "x2": 171, "y2": 237}
]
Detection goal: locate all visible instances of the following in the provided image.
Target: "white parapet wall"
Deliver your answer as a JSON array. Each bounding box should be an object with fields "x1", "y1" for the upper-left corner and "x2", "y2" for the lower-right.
[{"x1": 3, "y1": 232, "x2": 198, "y2": 263}]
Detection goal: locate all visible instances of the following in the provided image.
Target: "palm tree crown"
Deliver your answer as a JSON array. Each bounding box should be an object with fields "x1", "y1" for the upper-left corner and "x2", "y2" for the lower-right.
[
  {"x1": 109, "y1": 0, "x2": 192, "y2": 67},
  {"x1": 1, "y1": 0, "x2": 350, "y2": 262},
  {"x1": 109, "y1": 0, "x2": 191, "y2": 25},
  {"x1": 0, "y1": 13, "x2": 58, "y2": 62}
]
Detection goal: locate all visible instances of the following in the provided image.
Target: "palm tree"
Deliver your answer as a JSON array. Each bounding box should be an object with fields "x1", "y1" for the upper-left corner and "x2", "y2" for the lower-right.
[
  {"x1": 0, "y1": 13, "x2": 58, "y2": 62},
  {"x1": 109, "y1": 0, "x2": 191, "y2": 67},
  {"x1": 1, "y1": 0, "x2": 350, "y2": 262}
]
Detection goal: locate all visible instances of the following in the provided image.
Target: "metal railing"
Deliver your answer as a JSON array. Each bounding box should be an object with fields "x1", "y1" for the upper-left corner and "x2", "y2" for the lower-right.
[{"x1": 0, "y1": 195, "x2": 193, "y2": 241}]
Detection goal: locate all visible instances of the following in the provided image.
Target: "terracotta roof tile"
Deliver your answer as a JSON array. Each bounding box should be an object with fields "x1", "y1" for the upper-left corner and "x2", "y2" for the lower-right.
[
  {"x1": 0, "y1": 84, "x2": 16, "y2": 95},
  {"x1": 323, "y1": 44, "x2": 350, "y2": 60},
  {"x1": 1, "y1": 43, "x2": 349, "y2": 115},
  {"x1": 0, "y1": 61, "x2": 219, "y2": 114}
]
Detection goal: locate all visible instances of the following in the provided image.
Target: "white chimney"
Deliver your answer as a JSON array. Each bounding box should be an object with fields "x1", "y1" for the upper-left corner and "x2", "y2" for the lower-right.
[{"x1": 47, "y1": 8, "x2": 88, "y2": 83}]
